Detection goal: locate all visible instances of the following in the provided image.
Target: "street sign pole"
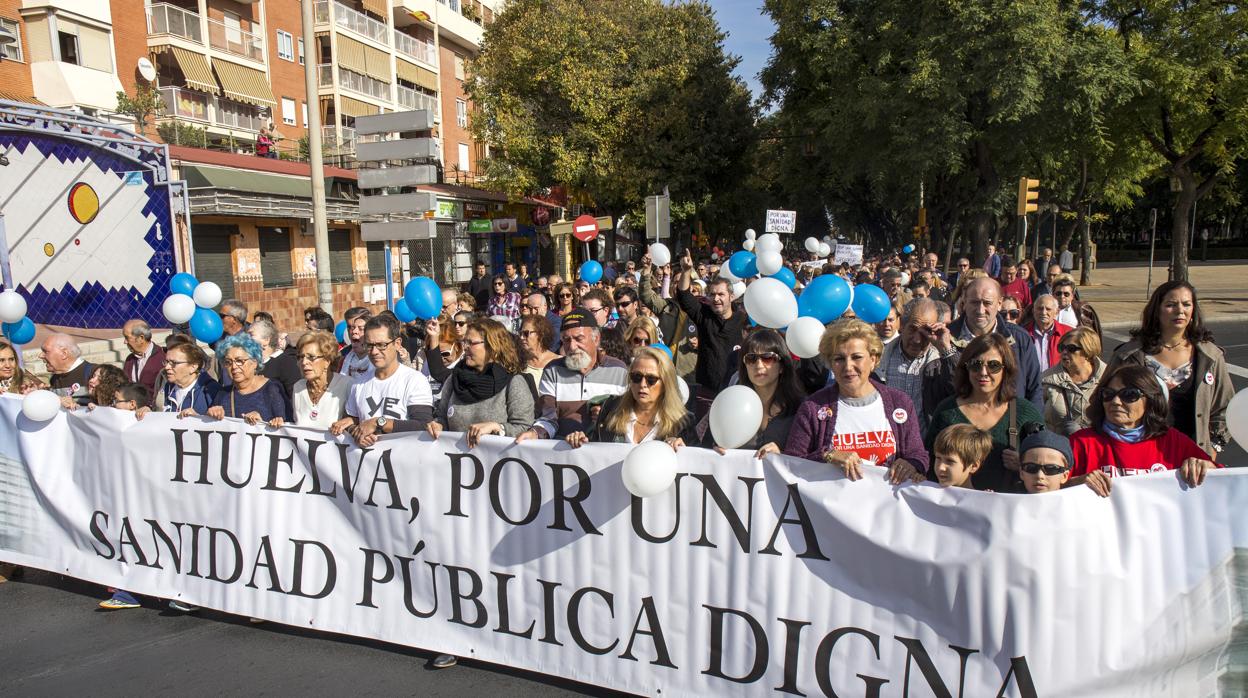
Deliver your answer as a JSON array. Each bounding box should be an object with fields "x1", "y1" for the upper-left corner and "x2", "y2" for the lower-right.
[{"x1": 1146, "y1": 208, "x2": 1157, "y2": 299}]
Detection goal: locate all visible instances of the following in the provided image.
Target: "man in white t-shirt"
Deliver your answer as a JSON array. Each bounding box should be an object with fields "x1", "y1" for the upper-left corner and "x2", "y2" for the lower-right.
[
  {"x1": 338, "y1": 307, "x2": 375, "y2": 382},
  {"x1": 331, "y1": 314, "x2": 433, "y2": 447}
]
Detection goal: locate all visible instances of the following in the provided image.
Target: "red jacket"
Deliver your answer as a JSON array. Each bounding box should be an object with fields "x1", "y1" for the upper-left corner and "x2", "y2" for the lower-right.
[
  {"x1": 1070, "y1": 427, "x2": 1218, "y2": 479},
  {"x1": 1023, "y1": 320, "x2": 1073, "y2": 369}
]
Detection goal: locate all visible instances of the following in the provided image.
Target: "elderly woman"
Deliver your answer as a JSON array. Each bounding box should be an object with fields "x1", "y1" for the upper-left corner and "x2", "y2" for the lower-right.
[
  {"x1": 1041, "y1": 327, "x2": 1106, "y2": 435},
  {"x1": 924, "y1": 334, "x2": 1045, "y2": 492},
  {"x1": 1106, "y1": 280, "x2": 1231, "y2": 457},
  {"x1": 785, "y1": 319, "x2": 928, "y2": 484},
  {"x1": 624, "y1": 316, "x2": 659, "y2": 357},
  {"x1": 566, "y1": 346, "x2": 688, "y2": 447},
  {"x1": 519, "y1": 314, "x2": 559, "y2": 385},
  {"x1": 265, "y1": 331, "x2": 351, "y2": 430},
  {"x1": 699, "y1": 328, "x2": 805, "y2": 458},
  {"x1": 192, "y1": 333, "x2": 291, "y2": 424},
  {"x1": 136, "y1": 342, "x2": 220, "y2": 418},
  {"x1": 0, "y1": 341, "x2": 43, "y2": 394},
  {"x1": 427, "y1": 318, "x2": 535, "y2": 447},
  {"x1": 1070, "y1": 364, "x2": 1220, "y2": 497}
]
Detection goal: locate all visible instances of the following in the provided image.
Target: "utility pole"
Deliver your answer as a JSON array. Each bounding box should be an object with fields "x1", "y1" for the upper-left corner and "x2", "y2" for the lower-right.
[{"x1": 301, "y1": 0, "x2": 333, "y2": 314}]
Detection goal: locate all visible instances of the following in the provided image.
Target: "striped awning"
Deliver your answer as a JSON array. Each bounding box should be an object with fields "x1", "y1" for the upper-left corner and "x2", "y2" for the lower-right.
[
  {"x1": 212, "y1": 59, "x2": 275, "y2": 107},
  {"x1": 169, "y1": 47, "x2": 219, "y2": 95},
  {"x1": 339, "y1": 95, "x2": 379, "y2": 118},
  {"x1": 337, "y1": 35, "x2": 390, "y2": 82},
  {"x1": 361, "y1": 0, "x2": 388, "y2": 19},
  {"x1": 0, "y1": 90, "x2": 44, "y2": 105},
  {"x1": 396, "y1": 58, "x2": 438, "y2": 91}
]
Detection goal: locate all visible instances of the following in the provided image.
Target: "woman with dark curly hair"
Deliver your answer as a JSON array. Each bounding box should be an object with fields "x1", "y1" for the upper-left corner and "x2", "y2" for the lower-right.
[{"x1": 1106, "y1": 280, "x2": 1231, "y2": 457}]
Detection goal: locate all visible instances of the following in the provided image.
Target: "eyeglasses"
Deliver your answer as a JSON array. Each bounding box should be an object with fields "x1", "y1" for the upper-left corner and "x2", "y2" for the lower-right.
[
  {"x1": 584, "y1": 306, "x2": 605, "y2": 314},
  {"x1": 222, "y1": 358, "x2": 253, "y2": 368},
  {"x1": 297, "y1": 353, "x2": 325, "y2": 362},
  {"x1": 364, "y1": 340, "x2": 396, "y2": 352},
  {"x1": 745, "y1": 352, "x2": 780, "y2": 365},
  {"x1": 1004, "y1": 309, "x2": 1022, "y2": 320},
  {"x1": 1057, "y1": 344, "x2": 1080, "y2": 355},
  {"x1": 1020, "y1": 462, "x2": 1070, "y2": 476},
  {"x1": 454, "y1": 320, "x2": 467, "y2": 326},
  {"x1": 1101, "y1": 386, "x2": 1144, "y2": 404},
  {"x1": 617, "y1": 299, "x2": 634, "y2": 308},
  {"x1": 967, "y1": 359, "x2": 1004, "y2": 374},
  {"x1": 559, "y1": 292, "x2": 574, "y2": 298},
  {"x1": 629, "y1": 372, "x2": 661, "y2": 387},
  {"x1": 1055, "y1": 290, "x2": 1073, "y2": 297},
  {"x1": 162, "y1": 359, "x2": 190, "y2": 367},
  {"x1": 629, "y1": 336, "x2": 650, "y2": 346},
  {"x1": 463, "y1": 338, "x2": 486, "y2": 348}
]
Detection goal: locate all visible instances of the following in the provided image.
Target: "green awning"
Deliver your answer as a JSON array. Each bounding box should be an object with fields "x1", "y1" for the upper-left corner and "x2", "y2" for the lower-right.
[{"x1": 183, "y1": 164, "x2": 310, "y2": 197}]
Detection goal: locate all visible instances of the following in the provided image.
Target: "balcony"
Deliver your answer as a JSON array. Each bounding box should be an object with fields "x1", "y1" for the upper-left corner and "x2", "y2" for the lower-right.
[
  {"x1": 322, "y1": 64, "x2": 391, "y2": 101},
  {"x1": 316, "y1": 1, "x2": 389, "y2": 44},
  {"x1": 158, "y1": 86, "x2": 265, "y2": 133},
  {"x1": 394, "y1": 31, "x2": 436, "y2": 68},
  {"x1": 323, "y1": 125, "x2": 357, "y2": 154},
  {"x1": 394, "y1": 0, "x2": 482, "y2": 48},
  {"x1": 207, "y1": 17, "x2": 264, "y2": 62},
  {"x1": 147, "y1": 3, "x2": 203, "y2": 44},
  {"x1": 396, "y1": 85, "x2": 437, "y2": 112}
]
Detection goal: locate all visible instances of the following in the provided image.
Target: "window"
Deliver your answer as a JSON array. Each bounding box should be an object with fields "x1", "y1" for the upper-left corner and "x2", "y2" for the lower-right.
[
  {"x1": 258, "y1": 227, "x2": 294, "y2": 288},
  {"x1": 454, "y1": 53, "x2": 465, "y2": 80},
  {"x1": 328, "y1": 229, "x2": 354, "y2": 282},
  {"x1": 58, "y1": 31, "x2": 79, "y2": 65},
  {"x1": 281, "y1": 97, "x2": 296, "y2": 126},
  {"x1": 455, "y1": 99, "x2": 467, "y2": 128},
  {"x1": 276, "y1": 30, "x2": 294, "y2": 61},
  {"x1": 297, "y1": 37, "x2": 305, "y2": 65},
  {"x1": 191, "y1": 225, "x2": 237, "y2": 300},
  {"x1": 0, "y1": 18, "x2": 22, "y2": 62},
  {"x1": 366, "y1": 241, "x2": 388, "y2": 281},
  {"x1": 457, "y1": 142, "x2": 469, "y2": 172},
  {"x1": 224, "y1": 12, "x2": 242, "y2": 45},
  {"x1": 301, "y1": 102, "x2": 308, "y2": 126}
]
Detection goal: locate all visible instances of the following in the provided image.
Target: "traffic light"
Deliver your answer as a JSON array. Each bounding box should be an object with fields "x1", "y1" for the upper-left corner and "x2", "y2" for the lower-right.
[{"x1": 1017, "y1": 177, "x2": 1040, "y2": 216}]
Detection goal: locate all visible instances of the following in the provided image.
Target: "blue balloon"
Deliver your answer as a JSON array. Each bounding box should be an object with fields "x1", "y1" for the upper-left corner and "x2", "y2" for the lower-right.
[
  {"x1": 851, "y1": 283, "x2": 891, "y2": 324},
  {"x1": 403, "y1": 276, "x2": 443, "y2": 320},
  {"x1": 579, "y1": 260, "x2": 603, "y2": 284},
  {"x1": 797, "y1": 274, "x2": 852, "y2": 323},
  {"x1": 902, "y1": 244, "x2": 915, "y2": 254},
  {"x1": 770, "y1": 266, "x2": 796, "y2": 289},
  {"x1": 189, "y1": 306, "x2": 224, "y2": 344},
  {"x1": 648, "y1": 342, "x2": 673, "y2": 360},
  {"x1": 2, "y1": 317, "x2": 35, "y2": 345},
  {"x1": 728, "y1": 251, "x2": 758, "y2": 278},
  {"x1": 393, "y1": 300, "x2": 417, "y2": 323},
  {"x1": 334, "y1": 320, "x2": 348, "y2": 344},
  {"x1": 169, "y1": 272, "x2": 199, "y2": 297}
]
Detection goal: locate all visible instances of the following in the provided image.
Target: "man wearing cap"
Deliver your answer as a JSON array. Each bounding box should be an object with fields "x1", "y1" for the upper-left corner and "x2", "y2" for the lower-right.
[
  {"x1": 1017, "y1": 431, "x2": 1073, "y2": 494},
  {"x1": 515, "y1": 309, "x2": 628, "y2": 441}
]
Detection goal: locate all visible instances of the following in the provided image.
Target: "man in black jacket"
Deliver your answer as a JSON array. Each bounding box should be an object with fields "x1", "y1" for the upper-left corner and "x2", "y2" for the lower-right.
[{"x1": 676, "y1": 248, "x2": 746, "y2": 417}]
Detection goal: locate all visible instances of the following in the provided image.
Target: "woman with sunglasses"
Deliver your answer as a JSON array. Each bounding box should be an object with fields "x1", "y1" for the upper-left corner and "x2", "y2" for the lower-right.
[
  {"x1": 565, "y1": 346, "x2": 689, "y2": 447},
  {"x1": 266, "y1": 331, "x2": 350, "y2": 429},
  {"x1": 924, "y1": 334, "x2": 1044, "y2": 492},
  {"x1": 624, "y1": 316, "x2": 659, "y2": 358},
  {"x1": 1040, "y1": 327, "x2": 1106, "y2": 435},
  {"x1": 1105, "y1": 280, "x2": 1231, "y2": 457},
  {"x1": 786, "y1": 319, "x2": 928, "y2": 484},
  {"x1": 999, "y1": 296, "x2": 1023, "y2": 325},
  {"x1": 1069, "y1": 364, "x2": 1220, "y2": 497},
  {"x1": 427, "y1": 318, "x2": 535, "y2": 448},
  {"x1": 700, "y1": 329, "x2": 805, "y2": 458},
  {"x1": 553, "y1": 282, "x2": 579, "y2": 317},
  {"x1": 487, "y1": 274, "x2": 521, "y2": 329}
]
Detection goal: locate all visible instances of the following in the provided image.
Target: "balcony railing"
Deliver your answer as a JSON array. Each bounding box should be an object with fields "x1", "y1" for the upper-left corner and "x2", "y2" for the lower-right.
[
  {"x1": 158, "y1": 86, "x2": 264, "y2": 132},
  {"x1": 323, "y1": 126, "x2": 357, "y2": 154},
  {"x1": 337, "y1": 67, "x2": 391, "y2": 100},
  {"x1": 396, "y1": 85, "x2": 437, "y2": 112},
  {"x1": 330, "y1": 1, "x2": 388, "y2": 44},
  {"x1": 147, "y1": 3, "x2": 203, "y2": 44},
  {"x1": 394, "y1": 32, "x2": 436, "y2": 67},
  {"x1": 207, "y1": 16, "x2": 264, "y2": 62}
]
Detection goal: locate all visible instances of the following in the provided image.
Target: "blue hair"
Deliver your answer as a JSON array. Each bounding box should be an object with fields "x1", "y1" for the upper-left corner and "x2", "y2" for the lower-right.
[{"x1": 215, "y1": 332, "x2": 263, "y2": 364}]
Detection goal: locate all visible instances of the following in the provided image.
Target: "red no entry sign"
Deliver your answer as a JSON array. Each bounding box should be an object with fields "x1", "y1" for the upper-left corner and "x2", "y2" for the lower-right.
[{"x1": 572, "y1": 214, "x2": 599, "y2": 242}]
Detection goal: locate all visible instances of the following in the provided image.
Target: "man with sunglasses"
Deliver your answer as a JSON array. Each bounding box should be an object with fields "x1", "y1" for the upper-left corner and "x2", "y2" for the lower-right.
[
  {"x1": 1023, "y1": 294, "x2": 1072, "y2": 369},
  {"x1": 331, "y1": 314, "x2": 434, "y2": 448},
  {"x1": 1051, "y1": 276, "x2": 1081, "y2": 328},
  {"x1": 677, "y1": 248, "x2": 747, "y2": 416},
  {"x1": 1017, "y1": 431, "x2": 1072, "y2": 494},
  {"x1": 948, "y1": 257, "x2": 971, "y2": 289}
]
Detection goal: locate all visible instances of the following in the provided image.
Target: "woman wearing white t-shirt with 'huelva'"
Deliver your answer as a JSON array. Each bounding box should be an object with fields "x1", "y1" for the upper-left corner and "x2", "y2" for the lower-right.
[{"x1": 330, "y1": 314, "x2": 434, "y2": 448}]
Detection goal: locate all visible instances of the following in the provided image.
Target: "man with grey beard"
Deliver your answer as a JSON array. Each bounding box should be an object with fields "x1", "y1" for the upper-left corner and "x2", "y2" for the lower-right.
[{"x1": 515, "y1": 308, "x2": 628, "y2": 441}]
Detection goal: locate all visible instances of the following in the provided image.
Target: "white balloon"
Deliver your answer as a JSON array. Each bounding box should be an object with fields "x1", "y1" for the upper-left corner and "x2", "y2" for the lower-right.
[
  {"x1": 162, "y1": 294, "x2": 197, "y2": 325},
  {"x1": 1227, "y1": 389, "x2": 1248, "y2": 451},
  {"x1": 786, "y1": 316, "x2": 826, "y2": 359},
  {"x1": 899, "y1": 271, "x2": 910, "y2": 286},
  {"x1": 0, "y1": 289, "x2": 27, "y2": 324},
  {"x1": 757, "y1": 233, "x2": 783, "y2": 254},
  {"x1": 731, "y1": 280, "x2": 746, "y2": 300},
  {"x1": 709, "y1": 385, "x2": 765, "y2": 449},
  {"x1": 621, "y1": 441, "x2": 679, "y2": 497},
  {"x1": 744, "y1": 277, "x2": 798, "y2": 329},
  {"x1": 192, "y1": 281, "x2": 222, "y2": 309},
  {"x1": 818, "y1": 242, "x2": 832, "y2": 258},
  {"x1": 649, "y1": 242, "x2": 672, "y2": 267},
  {"x1": 22, "y1": 390, "x2": 62, "y2": 422},
  {"x1": 804, "y1": 237, "x2": 820, "y2": 253},
  {"x1": 744, "y1": 229, "x2": 757, "y2": 240},
  {"x1": 756, "y1": 250, "x2": 783, "y2": 276},
  {"x1": 742, "y1": 239, "x2": 755, "y2": 252}
]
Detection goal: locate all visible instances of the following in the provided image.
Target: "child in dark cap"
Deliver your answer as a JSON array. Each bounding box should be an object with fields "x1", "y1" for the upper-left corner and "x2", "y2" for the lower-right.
[{"x1": 1018, "y1": 430, "x2": 1074, "y2": 494}]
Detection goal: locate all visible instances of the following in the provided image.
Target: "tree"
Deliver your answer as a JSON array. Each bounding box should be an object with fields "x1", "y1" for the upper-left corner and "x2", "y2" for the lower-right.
[
  {"x1": 115, "y1": 86, "x2": 164, "y2": 137},
  {"x1": 468, "y1": 0, "x2": 756, "y2": 221}
]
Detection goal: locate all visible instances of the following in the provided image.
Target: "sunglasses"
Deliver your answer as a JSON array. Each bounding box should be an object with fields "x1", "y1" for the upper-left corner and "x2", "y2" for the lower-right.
[
  {"x1": 559, "y1": 292, "x2": 574, "y2": 298},
  {"x1": 1020, "y1": 462, "x2": 1070, "y2": 476},
  {"x1": 1057, "y1": 343, "x2": 1080, "y2": 355},
  {"x1": 745, "y1": 352, "x2": 780, "y2": 365},
  {"x1": 617, "y1": 299, "x2": 634, "y2": 308},
  {"x1": 629, "y1": 336, "x2": 650, "y2": 346},
  {"x1": 454, "y1": 320, "x2": 467, "y2": 326},
  {"x1": 1004, "y1": 309, "x2": 1022, "y2": 320},
  {"x1": 629, "y1": 372, "x2": 661, "y2": 387},
  {"x1": 1101, "y1": 386, "x2": 1144, "y2": 404},
  {"x1": 968, "y1": 359, "x2": 1004, "y2": 374}
]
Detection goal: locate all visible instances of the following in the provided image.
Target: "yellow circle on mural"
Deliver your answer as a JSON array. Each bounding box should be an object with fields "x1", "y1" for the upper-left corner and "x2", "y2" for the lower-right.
[
  {"x1": 68, "y1": 182, "x2": 100, "y2": 224},
  {"x1": 43, "y1": 243, "x2": 55, "y2": 257}
]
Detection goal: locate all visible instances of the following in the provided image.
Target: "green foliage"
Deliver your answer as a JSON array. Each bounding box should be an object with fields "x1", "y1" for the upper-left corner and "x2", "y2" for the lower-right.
[
  {"x1": 156, "y1": 119, "x2": 208, "y2": 148},
  {"x1": 468, "y1": 0, "x2": 756, "y2": 219},
  {"x1": 115, "y1": 87, "x2": 164, "y2": 136}
]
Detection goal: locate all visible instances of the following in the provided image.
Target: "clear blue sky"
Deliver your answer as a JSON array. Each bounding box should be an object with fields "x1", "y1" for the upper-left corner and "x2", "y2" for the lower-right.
[{"x1": 706, "y1": 0, "x2": 775, "y2": 102}]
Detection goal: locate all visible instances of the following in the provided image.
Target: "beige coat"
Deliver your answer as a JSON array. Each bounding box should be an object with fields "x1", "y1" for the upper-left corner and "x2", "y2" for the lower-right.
[{"x1": 1040, "y1": 358, "x2": 1106, "y2": 436}]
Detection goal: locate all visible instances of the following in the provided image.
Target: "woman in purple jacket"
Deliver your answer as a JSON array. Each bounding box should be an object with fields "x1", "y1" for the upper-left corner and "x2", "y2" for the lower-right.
[{"x1": 785, "y1": 318, "x2": 928, "y2": 483}]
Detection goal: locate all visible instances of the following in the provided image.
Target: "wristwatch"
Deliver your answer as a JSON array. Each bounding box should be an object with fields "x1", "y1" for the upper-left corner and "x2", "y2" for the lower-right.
[{"x1": 376, "y1": 416, "x2": 389, "y2": 432}]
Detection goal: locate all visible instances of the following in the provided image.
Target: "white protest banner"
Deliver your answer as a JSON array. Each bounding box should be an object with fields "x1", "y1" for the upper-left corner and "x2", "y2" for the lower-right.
[
  {"x1": 834, "y1": 243, "x2": 864, "y2": 266},
  {"x1": 764, "y1": 209, "x2": 797, "y2": 234},
  {"x1": 2, "y1": 395, "x2": 1246, "y2": 697}
]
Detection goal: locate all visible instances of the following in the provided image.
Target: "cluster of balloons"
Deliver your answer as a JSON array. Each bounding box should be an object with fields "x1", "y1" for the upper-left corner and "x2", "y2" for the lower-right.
[
  {"x1": 394, "y1": 276, "x2": 442, "y2": 324},
  {"x1": 163, "y1": 272, "x2": 224, "y2": 343},
  {"x1": 804, "y1": 236, "x2": 833, "y2": 258},
  {"x1": 0, "y1": 289, "x2": 34, "y2": 345}
]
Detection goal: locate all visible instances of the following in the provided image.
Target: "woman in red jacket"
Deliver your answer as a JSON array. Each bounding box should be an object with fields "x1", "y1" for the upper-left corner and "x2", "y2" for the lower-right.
[{"x1": 1069, "y1": 364, "x2": 1219, "y2": 497}]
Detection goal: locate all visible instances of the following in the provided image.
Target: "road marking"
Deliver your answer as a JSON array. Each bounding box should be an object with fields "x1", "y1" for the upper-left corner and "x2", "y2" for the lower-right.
[{"x1": 1103, "y1": 329, "x2": 1248, "y2": 379}]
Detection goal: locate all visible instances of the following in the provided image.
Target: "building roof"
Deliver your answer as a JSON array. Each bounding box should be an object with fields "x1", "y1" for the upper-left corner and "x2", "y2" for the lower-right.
[
  {"x1": 168, "y1": 145, "x2": 358, "y2": 180},
  {"x1": 417, "y1": 182, "x2": 547, "y2": 207}
]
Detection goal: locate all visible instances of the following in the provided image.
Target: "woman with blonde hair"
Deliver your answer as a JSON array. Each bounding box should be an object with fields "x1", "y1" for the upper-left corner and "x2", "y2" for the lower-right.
[
  {"x1": 1041, "y1": 326, "x2": 1106, "y2": 435},
  {"x1": 0, "y1": 341, "x2": 43, "y2": 394},
  {"x1": 269, "y1": 330, "x2": 351, "y2": 429},
  {"x1": 624, "y1": 316, "x2": 659, "y2": 357},
  {"x1": 427, "y1": 318, "x2": 535, "y2": 448},
  {"x1": 566, "y1": 346, "x2": 689, "y2": 447}
]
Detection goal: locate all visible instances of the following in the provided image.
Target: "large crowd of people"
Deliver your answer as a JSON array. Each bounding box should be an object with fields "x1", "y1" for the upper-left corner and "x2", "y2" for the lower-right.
[{"x1": 0, "y1": 241, "x2": 1234, "y2": 662}]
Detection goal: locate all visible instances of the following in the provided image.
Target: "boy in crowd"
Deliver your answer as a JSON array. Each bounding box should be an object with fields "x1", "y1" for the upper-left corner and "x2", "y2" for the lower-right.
[
  {"x1": 97, "y1": 382, "x2": 152, "y2": 610},
  {"x1": 1018, "y1": 431, "x2": 1072, "y2": 494},
  {"x1": 932, "y1": 424, "x2": 991, "y2": 489}
]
